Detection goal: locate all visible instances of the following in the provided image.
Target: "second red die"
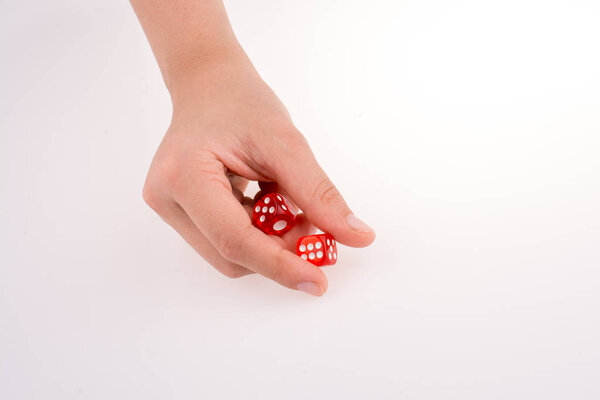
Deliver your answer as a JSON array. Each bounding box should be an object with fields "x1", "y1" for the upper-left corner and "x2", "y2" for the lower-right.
[
  {"x1": 297, "y1": 233, "x2": 337, "y2": 266},
  {"x1": 252, "y1": 193, "x2": 296, "y2": 236}
]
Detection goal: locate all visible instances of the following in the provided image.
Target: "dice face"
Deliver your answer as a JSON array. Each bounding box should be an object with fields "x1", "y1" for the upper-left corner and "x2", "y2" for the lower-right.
[
  {"x1": 297, "y1": 233, "x2": 337, "y2": 266},
  {"x1": 252, "y1": 193, "x2": 297, "y2": 236}
]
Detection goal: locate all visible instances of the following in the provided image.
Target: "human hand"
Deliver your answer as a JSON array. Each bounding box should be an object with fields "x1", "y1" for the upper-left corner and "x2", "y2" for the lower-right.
[
  {"x1": 142, "y1": 54, "x2": 375, "y2": 295},
  {"x1": 141, "y1": 53, "x2": 375, "y2": 297}
]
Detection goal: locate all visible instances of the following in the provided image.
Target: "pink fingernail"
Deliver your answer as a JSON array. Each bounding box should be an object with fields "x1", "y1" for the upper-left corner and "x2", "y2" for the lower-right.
[
  {"x1": 297, "y1": 282, "x2": 323, "y2": 296},
  {"x1": 346, "y1": 214, "x2": 374, "y2": 233}
]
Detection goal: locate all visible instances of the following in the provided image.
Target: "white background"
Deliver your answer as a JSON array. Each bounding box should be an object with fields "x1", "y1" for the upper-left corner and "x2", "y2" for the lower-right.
[{"x1": 2, "y1": 0, "x2": 600, "y2": 398}]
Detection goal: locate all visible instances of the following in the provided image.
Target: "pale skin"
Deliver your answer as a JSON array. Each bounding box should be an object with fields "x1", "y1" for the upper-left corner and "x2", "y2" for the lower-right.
[{"x1": 131, "y1": 0, "x2": 375, "y2": 296}]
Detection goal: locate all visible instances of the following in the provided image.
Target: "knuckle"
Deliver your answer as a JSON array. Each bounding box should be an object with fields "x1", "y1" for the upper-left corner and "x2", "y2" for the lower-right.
[
  {"x1": 312, "y1": 177, "x2": 342, "y2": 206},
  {"x1": 142, "y1": 183, "x2": 163, "y2": 212},
  {"x1": 143, "y1": 157, "x2": 183, "y2": 212},
  {"x1": 146, "y1": 155, "x2": 183, "y2": 195},
  {"x1": 215, "y1": 234, "x2": 245, "y2": 262},
  {"x1": 268, "y1": 251, "x2": 288, "y2": 283}
]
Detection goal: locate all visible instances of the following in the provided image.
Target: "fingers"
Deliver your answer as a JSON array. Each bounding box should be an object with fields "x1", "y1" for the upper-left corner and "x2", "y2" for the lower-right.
[
  {"x1": 270, "y1": 145, "x2": 375, "y2": 248},
  {"x1": 144, "y1": 196, "x2": 253, "y2": 279},
  {"x1": 175, "y1": 156, "x2": 328, "y2": 296}
]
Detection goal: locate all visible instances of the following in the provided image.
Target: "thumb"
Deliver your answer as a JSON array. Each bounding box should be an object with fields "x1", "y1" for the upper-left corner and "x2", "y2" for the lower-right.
[{"x1": 273, "y1": 146, "x2": 375, "y2": 248}]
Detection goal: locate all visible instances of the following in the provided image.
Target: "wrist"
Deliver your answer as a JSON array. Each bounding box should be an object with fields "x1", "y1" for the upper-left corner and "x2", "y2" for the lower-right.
[
  {"x1": 161, "y1": 43, "x2": 249, "y2": 93},
  {"x1": 165, "y1": 50, "x2": 261, "y2": 115}
]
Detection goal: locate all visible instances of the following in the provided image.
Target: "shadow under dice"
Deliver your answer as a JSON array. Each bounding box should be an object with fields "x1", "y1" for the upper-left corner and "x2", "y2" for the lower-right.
[
  {"x1": 252, "y1": 193, "x2": 296, "y2": 236},
  {"x1": 297, "y1": 233, "x2": 337, "y2": 266}
]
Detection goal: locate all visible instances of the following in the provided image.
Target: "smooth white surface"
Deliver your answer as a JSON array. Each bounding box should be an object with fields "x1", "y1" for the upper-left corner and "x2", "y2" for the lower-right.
[{"x1": 2, "y1": 1, "x2": 600, "y2": 399}]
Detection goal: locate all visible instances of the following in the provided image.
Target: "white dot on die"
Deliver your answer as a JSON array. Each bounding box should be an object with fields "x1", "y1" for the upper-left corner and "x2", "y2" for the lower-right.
[
  {"x1": 307, "y1": 243, "x2": 314, "y2": 251},
  {"x1": 264, "y1": 197, "x2": 270, "y2": 204},
  {"x1": 332, "y1": 240, "x2": 336, "y2": 245},
  {"x1": 315, "y1": 242, "x2": 322, "y2": 249},
  {"x1": 259, "y1": 215, "x2": 265, "y2": 222},
  {"x1": 277, "y1": 195, "x2": 283, "y2": 201},
  {"x1": 317, "y1": 251, "x2": 323, "y2": 258},
  {"x1": 333, "y1": 253, "x2": 337, "y2": 259},
  {"x1": 269, "y1": 206, "x2": 275, "y2": 213},
  {"x1": 262, "y1": 206, "x2": 268, "y2": 213},
  {"x1": 309, "y1": 253, "x2": 315, "y2": 260},
  {"x1": 327, "y1": 239, "x2": 330, "y2": 246},
  {"x1": 328, "y1": 254, "x2": 332, "y2": 259},
  {"x1": 299, "y1": 244, "x2": 306, "y2": 252},
  {"x1": 254, "y1": 206, "x2": 260, "y2": 212},
  {"x1": 273, "y1": 220, "x2": 287, "y2": 231},
  {"x1": 281, "y1": 205, "x2": 287, "y2": 211},
  {"x1": 301, "y1": 254, "x2": 307, "y2": 260}
]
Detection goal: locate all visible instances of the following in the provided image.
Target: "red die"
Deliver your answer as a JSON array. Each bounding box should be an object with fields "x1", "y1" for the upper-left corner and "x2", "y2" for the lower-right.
[
  {"x1": 252, "y1": 193, "x2": 297, "y2": 236},
  {"x1": 296, "y1": 233, "x2": 337, "y2": 266}
]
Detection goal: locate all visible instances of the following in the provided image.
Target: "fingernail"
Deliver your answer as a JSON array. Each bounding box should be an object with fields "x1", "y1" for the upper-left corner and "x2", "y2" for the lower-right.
[
  {"x1": 297, "y1": 282, "x2": 323, "y2": 296},
  {"x1": 346, "y1": 213, "x2": 374, "y2": 233}
]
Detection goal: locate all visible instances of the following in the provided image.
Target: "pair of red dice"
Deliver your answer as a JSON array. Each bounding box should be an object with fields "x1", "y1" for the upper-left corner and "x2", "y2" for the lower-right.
[{"x1": 252, "y1": 192, "x2": 338, "y2": 266}]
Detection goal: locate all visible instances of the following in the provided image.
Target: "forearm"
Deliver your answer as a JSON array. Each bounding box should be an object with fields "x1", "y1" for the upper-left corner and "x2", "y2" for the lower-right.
[{"x1": 130, "y1": 0, "x2": 247, "y2": 91}]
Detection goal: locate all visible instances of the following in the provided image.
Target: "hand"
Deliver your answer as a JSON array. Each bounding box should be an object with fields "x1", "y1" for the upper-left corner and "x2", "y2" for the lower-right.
[{"x1": 142, "y1": 55, "x2": 375, "y2": 296}]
